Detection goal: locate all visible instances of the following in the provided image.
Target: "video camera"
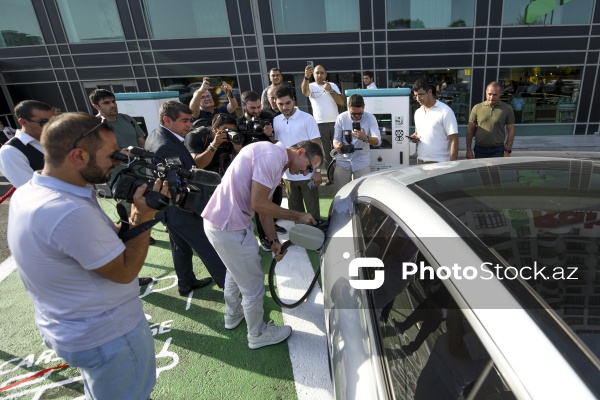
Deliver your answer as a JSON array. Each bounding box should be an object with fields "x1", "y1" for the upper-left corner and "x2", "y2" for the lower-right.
[
  {"x1": 237, "y1": 116, "x2": 271, "y2": 142},
  {"x1": 111, "y1": 147, "x2": 221, "y2": 212}
]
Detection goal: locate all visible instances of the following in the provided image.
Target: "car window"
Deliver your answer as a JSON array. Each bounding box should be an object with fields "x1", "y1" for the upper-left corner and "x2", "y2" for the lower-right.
[{"x1": 356, "y1": 202, "x2": 517, "y2": 399}]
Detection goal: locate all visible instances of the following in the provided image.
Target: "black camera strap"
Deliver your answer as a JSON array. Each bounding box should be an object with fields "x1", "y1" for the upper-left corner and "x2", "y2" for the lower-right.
[{"x1": 117, "y1": 203, "x2": 166, "y2": 243}]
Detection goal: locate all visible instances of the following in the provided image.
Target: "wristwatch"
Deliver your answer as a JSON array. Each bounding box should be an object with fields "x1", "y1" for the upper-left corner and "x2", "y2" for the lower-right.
[
  {"x1": 304, "y1": 76, "x2": 310, "y2": 80},
  {"x1": 504, "y1": 148, "x2": 512, "y2": 153},
  {"x1": 269, "y1": 238, "x2": 280, "y2": 246},
  {"x1": 329, "y1": 89, "x2": 334, "y2": 94},
  {"x1": 314, "y1": 168, "x2": 321, "y2": 173}
]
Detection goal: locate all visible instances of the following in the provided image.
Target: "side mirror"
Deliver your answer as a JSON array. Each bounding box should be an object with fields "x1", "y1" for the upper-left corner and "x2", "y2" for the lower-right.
[{"x1": 289, "y1": 224, "x2": 325, "y2": 251}]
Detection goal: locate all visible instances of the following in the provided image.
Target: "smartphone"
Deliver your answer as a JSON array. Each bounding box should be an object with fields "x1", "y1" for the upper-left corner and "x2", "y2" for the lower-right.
[
  {"x1": 352, "y1": 121, "x2": 361, "y2": 131},
  {"x1": 208, "y1": 77, "x2": 222, "y2": 88},
  {"x1": 307, "y1": 180, "x2": 316, "y2": 190},
  {"x1": 307, "y1": 61, "x2": 314, "y2": 67}
]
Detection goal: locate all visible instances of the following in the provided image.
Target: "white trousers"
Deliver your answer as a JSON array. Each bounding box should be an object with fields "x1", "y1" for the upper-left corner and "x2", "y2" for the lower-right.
[{"x1": 204, "y1": 221, "x2": 267, "y2": 337}]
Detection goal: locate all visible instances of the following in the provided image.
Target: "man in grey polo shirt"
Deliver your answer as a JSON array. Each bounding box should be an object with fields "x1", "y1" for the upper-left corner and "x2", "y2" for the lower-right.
[
  {"x1": 332, "y1": 94, "x2": 381, "y2": 194},
  {"x1": 8, "y1": 112, "x2": 166, "y2": 399}
]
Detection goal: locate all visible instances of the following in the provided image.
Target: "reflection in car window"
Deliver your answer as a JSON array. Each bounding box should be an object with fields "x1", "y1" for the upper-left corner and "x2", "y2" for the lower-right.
[
  {"x1": 357, "y1": 203, "x2": 516, "y2": 399},
  {"x1": 410, "y1": 160, "x2": 600, "y2": 361}
]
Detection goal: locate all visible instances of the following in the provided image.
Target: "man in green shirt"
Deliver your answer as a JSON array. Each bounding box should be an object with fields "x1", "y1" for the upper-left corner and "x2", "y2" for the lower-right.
[{"x1": 466, "y1": 81, "x2": 515, "y2": 159}]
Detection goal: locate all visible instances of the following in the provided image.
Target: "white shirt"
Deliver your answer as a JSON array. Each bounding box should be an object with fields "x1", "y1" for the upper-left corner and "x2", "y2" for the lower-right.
[
  {"x1": 307, "y1": 82, "x2": 341, "y2": 123},
  {"x1": 366, "y1": 82, "x2": 377, "y2": 89},
  {"x1": 274, "y1": 108, "x2": 320, "y2": 181},
  {"x1": 0, "y1": 130, "x2": 45, "y2": 187},
  {"x1": 413, "y1": 100, "x2": 458, "y2": 162}
]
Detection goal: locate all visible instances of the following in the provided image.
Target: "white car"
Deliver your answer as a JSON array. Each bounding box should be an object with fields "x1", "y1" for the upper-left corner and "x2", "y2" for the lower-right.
[{"x1": 314, "y1": 157, "x2": 600, "y2": 399}]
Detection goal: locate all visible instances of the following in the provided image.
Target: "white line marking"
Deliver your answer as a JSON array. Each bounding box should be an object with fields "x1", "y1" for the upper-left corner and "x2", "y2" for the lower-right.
[
  {"x1": 274, "y1": 217, "x2": 333, "y2": 400},
  {"x1": 0, "y1": 256, "x2": 16, "y2": 283}
]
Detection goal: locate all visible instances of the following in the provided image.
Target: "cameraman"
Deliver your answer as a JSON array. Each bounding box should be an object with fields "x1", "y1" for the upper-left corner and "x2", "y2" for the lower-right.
[
  {"x1": 237, "y1": 91, "x2": 275, "y2": 145},
  {"x1": 184, "y1": 113, "x2": 241, "y2": 176},
  {"x1": 145, "y1": 101, "x2": 227, "y2": 295},
  {"x1": 8, "y1": 113, "x2": 167, "y2": 399},
  {"x1": 237, "y1": 91, "x2": 286, "y2": 249},
  {"x1": 332, "y1": 94, "x2": 381, "y2": 195}
]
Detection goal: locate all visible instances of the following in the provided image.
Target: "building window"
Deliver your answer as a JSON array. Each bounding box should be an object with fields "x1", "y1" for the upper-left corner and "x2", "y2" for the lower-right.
[
  {"x1": 0, "y1": 0, "x2": 44, "y2": 47},
  {"x1": 498, "y1": 66, "x2": 581, "y2": 125},
  {"x1": 57, "y1": 0, "x2": 124, "y2": 43},
  {"x1": 272, "y1": 0, "x2": 359, "y2": 34},
  {"x1": 387, "y1": 0, "x2": 474, "y2": 29},
  {"x1": 503, "y1": 0, "x2": 594, "y2": 26},
  {"x1": 389, "y1": 69, "x2": 471, "y2": 125},
  {"x1": 143, "y1": 0, "x2": 230, "y2": 39}
]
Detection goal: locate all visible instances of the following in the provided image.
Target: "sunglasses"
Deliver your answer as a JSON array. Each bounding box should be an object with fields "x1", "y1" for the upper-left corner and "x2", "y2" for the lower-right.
[
  {"x1": 72, "y1": 119, "x2": 110, "y2": 149},
  {"x1": 350, "y1": 112, "x2": 363, "y2": 118},
  {"x1": 305, "y1": 153, "x2": 314, "y2": 174},
  {"x1": 25, "y1": 118, "x2": 50, "y2": 127}
]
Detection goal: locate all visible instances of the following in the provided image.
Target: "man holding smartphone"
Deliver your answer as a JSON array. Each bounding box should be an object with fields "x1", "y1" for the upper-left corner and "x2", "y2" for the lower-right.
[
  {"x1": 189, "y1": 77, "x2": 239, "y2": 122},
  {"x1": 273, "y1": 86, "x2": 322, "y2": 222},
  {"x1": 332, "y1": 94, "x2": 381, "y2": 194}
]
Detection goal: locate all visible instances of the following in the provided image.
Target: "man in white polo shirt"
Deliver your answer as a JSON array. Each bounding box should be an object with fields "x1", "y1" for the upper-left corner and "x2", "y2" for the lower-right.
[
  {"x1": 273, "y1": 86, "x2": 322, "y2": 222},
  {"x1": 8, "y1": 112, "x2": 166, "y2": 399},
  {"x1": 408, "y1": 79, "x2": 459, "y2": 163}
]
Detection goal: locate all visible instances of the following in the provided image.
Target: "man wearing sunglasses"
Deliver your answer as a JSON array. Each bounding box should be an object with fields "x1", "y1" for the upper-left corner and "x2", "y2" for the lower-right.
[
  {"x1": 332, "y1": 94, "x2": 381, "y2": 194},
  {"x1": 8, "y1": 112, "x2": 167, "y2": 399},
  {"x1": 0, "y1": 100, "x2": 53, "y2": 188},
  {"x1": 203, "y1": 140, "x2": 322, "y2": 349}
]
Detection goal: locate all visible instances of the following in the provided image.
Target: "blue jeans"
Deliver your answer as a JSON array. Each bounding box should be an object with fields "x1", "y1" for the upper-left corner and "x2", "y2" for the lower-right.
[
  {"x1": 47, "y1": 318, "x2": 156, "y2": 400},
  {"x1": 474, "y1": 144, "x2": 504, "y2": 158}
]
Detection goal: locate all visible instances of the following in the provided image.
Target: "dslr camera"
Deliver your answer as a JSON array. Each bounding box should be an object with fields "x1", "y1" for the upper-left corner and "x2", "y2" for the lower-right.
[
  {"x1": 111, "y1": 147, "x2": 221, "y2": 212},
  {"x1": 223, "y1": 128, "x2": 245, "y2": 146},
  {"x1": 237, "y1": 116, "x2": 272, "y2": 143}
]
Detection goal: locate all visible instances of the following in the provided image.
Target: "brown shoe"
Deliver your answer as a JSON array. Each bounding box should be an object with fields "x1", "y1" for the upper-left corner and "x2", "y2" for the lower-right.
[{"x1": 138, "y1": 277, "x2": 153, "y2": 286}]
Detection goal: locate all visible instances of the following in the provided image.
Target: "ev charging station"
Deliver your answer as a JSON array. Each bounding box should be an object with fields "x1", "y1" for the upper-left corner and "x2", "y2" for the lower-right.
[
  {"x1": 114, "y1": 91, "x2": 180, "y2": 135},
  {"x1": 344, "y1": 88, "x2": 413, "y2": 171}
]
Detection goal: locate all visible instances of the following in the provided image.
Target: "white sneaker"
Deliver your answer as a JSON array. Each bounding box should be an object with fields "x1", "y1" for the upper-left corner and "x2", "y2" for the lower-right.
[
  {"x1": 224, "y1": 310, "x2": 245, "y2": 330},
  {"x1": 247, "y1": 321, "x2": 292, "y2": 349}
]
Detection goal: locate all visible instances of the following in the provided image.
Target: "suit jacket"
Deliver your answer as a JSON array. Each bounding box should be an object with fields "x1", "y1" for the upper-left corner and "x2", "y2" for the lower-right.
[{"x1": 145, "y1": 126, "x2": 209, "y2": 221}]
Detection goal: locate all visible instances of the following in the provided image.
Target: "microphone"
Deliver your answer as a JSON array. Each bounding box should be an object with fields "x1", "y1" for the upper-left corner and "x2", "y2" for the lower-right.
[
  {"x1": 180, "y1": 168, "x2": 222, "y2": 187},
  {"x1": 126, "y1": 146, "x2": 157, "y2": 159}
]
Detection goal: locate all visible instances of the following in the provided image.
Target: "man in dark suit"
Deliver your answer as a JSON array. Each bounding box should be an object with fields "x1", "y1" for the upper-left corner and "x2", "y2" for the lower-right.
[{"x1": 144, "y1": 101, "x2": 227, "y2": 295}]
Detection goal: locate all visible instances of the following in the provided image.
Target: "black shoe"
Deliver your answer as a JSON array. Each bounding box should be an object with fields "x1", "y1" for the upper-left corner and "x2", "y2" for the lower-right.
[
  {"x1": 149, "y1": 236, "x2": 156, "y2": 245},
  {"x1": 258, "y1": 236, "x2": 271, "y2": 252},
  {"x1": 178, "y1": 278, "x2": 213, "y2": 296},
  {"x1": 138, "y1": 277, "x2": 153, "y2": 286},
  {"x1": 275, "y1": 224, "x2": 287, "y2": 234}
]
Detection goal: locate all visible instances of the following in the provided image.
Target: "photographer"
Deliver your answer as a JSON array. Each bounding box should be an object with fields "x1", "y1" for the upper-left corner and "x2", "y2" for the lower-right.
[
  {"x1": 237, "y1": 91, "x2": 286, "y2": 249},
  {"x1": 145, "y1": 101, "x2": 227, "y2": 295},
  {"x1": 332, "y1": 94, "x2": 381, "y2": 195},
  {"x1": 184, "y1": 113, "x2": 241, "y2": 176},
  {"x1": 8, "y1": 112, "x2": 167, "y2": 399}
]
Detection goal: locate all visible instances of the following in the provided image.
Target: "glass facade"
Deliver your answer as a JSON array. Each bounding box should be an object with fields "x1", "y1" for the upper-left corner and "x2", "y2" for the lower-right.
[
  {"x1": 499, "y1": 66, "x2": 582, "y2": 125},
  {"x1": 143, "y1": 0, "x2": 230, "y2": 39},
  {"x1": 57, "y1": 0, "x2": 124, "y2": 42},
  {"x1": 272, "y1": 0, "x2": 359, "y2": 33},
  {"x1": 0, "y1": 0, "x2": 44, "y2": 47},
  {"x1": 503, "y1": 0, "x2": 594, "y2": 26},
  {"x1": 387, "y1": 0, "x2": 475, "y2": 28}
]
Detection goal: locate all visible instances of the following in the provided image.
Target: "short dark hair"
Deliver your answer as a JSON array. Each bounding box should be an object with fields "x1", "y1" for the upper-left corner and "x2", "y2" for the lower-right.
[
  {"x1": 159, "y1": 100, "x2": 192, "y2": 124},
  {"x1": 269, "y1": 68, "x2": 281, "y2": 75},
  {"x1": 88, "y1": 89, "x2": 115, "y2": 106},
  {"x1": 290, "y1": 140, "x2": 324, "y2": 168},
  {"x1": 275, "y1": 86, "x2": 294, "y2": 100},
  {"x1": 212, "y1": 113, "x2": 237, "y2": 128},
  {"x1": 241, "y1": 91, "x2": 260, "y2": 104},
  {"x1": 14, "y1": 100, "x2": 52, "y2": 121},
  {"x1": 363, "y1": 71, "x2": 374, "y2": 79},
  {"x1": 42, "y1": 112, "x2": 112, "y2": 167},
  {"x1": 412, "y1": 79, "x2": 432, "y2": 93},
  {"x1": 348, "y1": 94, "x2": 365, "y2": 108}
]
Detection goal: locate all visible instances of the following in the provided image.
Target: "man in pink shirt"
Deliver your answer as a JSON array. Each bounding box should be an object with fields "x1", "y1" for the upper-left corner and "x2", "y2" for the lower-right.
[{"x1": 202, "y1": 140, "x2": 322, "y2": 349}]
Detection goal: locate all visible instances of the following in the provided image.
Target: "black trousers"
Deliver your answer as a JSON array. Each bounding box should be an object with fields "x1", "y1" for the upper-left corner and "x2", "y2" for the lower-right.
[
  {"x1": 166, "y1": 214, "x2": 227, "y2": 289},
  {"x1": 255, "y1": 185, "x2": 283, "y2": 238}
]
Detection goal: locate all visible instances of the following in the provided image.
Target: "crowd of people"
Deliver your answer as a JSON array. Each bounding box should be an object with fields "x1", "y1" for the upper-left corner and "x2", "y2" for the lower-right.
[{"x1": 0, "y1": 64, "x2": 516, "y2": 398}]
